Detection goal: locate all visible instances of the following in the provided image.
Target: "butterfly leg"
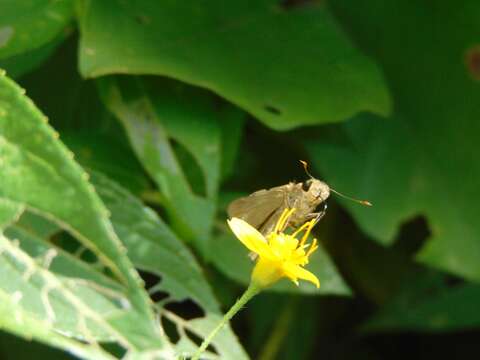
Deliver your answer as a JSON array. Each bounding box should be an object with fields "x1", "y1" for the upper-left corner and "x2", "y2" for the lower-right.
[{"x1": 307, "y1": 202, "x2": 328, "y2": 226}]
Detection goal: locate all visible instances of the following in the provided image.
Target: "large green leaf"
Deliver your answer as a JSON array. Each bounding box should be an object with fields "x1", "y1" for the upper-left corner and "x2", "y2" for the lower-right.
[
  {"x1": 92, "y1": 172, "x2": 249, "y2": 359},
  {"x1": 307, "y1": 1, "x2": 480, "y2": 281},
  {"x1": 0, "y1": 229, "x2": 156, "y2": 358},
  {"x1": 364, "y1": 272, "x2": 480, "y2": 332},
  {"x1": 63, "y1": 131, "x2": 150, "y2": 196},
  {"x1": 0, "y1": 231, "x2": 127, "y2": 342},
  {"x1": 0, "y1": 35, "x2": 65, "y2": 79},
  {"x1": 0, "y1": 72, "x2": 159, "y2": 343},
  {"x1": 219, "y1": 110, "x2": 245, "y2": 181},
  {"x1": 5, "y1": 224, "x2": 121, "y2": 292},
  {"x1": 0, "y1": 288, "x2": 114, "y2": 360},
  {"x1": 0, "y1": 0, "x2": 74, "y2": 59},
  {"x1": 98, "y1": 76, "x2": 224, "y2": 250},
  {"x1": 2, "y1": 215, "x2": 177, "y2": 355},
  {"x1": 78, "y1": 0, "x2": 391, "y2": 130}
]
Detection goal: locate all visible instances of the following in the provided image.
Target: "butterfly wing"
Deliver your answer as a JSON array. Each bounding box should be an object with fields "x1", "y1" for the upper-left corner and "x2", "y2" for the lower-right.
[{"x1": 227, "y1": 186, "x2": 287, "y2": 231}]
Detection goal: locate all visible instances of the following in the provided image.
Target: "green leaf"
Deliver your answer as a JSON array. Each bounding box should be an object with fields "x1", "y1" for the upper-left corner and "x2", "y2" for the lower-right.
[
  {"x1": 0, "y1": 288, "x2": 115, "y2": 360},
  {"x1": 2, "y1": 212, "x2": 173, "y2": 355},
  {"x1": 10, "y1": 39, "x2": 150, "y2": 195},
  {"x1": 210, "y1": 224, "x2": 351, "y2": 296},
  {"x1": 16, "y1": 37, "x2": 116, "y2": 133},
  {"x1": 0, "y1": 0, "x2": 74, "y2": 59},
  {"x1": 307, "y1": 0, "x2": 480, "y2": 281},
  {"x1": 0, "y1": 72, "x2": 158, "y2": 339},
  {"x1": 0, "y1": 35, "x2": 65, "y2": 79},
  {"x1": 219, "y1": 109, "x2": 245, "y2": 181},
  {"x1": 5, "y1": 224, "x2": 121, "y2": 291},
  {"x1": 98, "y1": 76, "x2": 223, "y2": 248},
  {"x1": 92, "y1": 172, "x2": 249, "y2": 359},
  {"x1": 249, "y1": 296, "x2": 320, "y2": 360},
  {"x1": 0, "y1": 198, "x2": 24, "y2": 230},
  {"x1": 13, "y1": 210, "x2": 60, "y2": 239},
  {"x1": 364, "y1": 272, "x2": 480, "y2": 332},
  {"x1": 0, "y1": 231, "x2": 133, "y2": 355},
  {"x1": 63, "y1": 131, "x2": 150, "y2": 196},
  {"x1": 78, "y1": 0, "x2": 391, "y2": 130}
]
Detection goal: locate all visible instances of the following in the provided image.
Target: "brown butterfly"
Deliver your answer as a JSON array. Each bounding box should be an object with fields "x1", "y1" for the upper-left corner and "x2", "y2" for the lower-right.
[{"x1": 228, "y1": 161, "x2": 371, "y2": 236}]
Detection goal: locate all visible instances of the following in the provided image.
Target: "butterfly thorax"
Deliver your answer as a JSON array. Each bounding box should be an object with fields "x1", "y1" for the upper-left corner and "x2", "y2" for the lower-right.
[{"x1": 284, "y1": 180, "x2": 330, "y2": 227}]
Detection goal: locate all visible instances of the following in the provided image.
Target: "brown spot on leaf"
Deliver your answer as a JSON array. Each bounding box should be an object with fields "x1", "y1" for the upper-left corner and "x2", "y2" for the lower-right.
[
  {"x1": 465, "y1": 45, "x2": 480, "y2": 81},
  {"x1": 134, "y1": 14, "x2": 151, "y2": 25}
]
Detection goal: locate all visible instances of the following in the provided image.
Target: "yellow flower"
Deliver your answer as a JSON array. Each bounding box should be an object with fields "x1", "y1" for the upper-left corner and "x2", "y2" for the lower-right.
[{"x1": 227, "y1": 208, "x2": 320, "y2": 289}]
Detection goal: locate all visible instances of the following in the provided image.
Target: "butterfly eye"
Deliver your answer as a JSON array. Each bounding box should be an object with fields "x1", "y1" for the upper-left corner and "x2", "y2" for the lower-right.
[{"x1": 302, "y1": 180, "x2": 312, "y2": 191}]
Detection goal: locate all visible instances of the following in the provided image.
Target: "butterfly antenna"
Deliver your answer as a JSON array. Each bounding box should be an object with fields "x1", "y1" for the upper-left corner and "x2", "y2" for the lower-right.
[
  {"x1": 330, "y1": 188, "x2": 372, "y2": 206},
  {"x1": 299, "y1": 160, "x2": 315, "y2": 180},
  {"x1": 299, "y1": 160, "x2": 372, "y2": 206}
]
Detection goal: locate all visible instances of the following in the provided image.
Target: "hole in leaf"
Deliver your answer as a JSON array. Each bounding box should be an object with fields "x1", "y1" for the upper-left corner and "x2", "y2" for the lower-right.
[
  {"x1": 150, "y1": 288, "x2": 169, "y2": 303},
  {"x1": 48, "y1": 231, "x2": 100, "y2": 265},
  {"x1": 160, "y1": 314, "x2": 180, "y2": 343},
  {"x1": 76, "y1": 246, "x2": 99, "y2": 265},
  {"x1": 148, "y1": 280, "x2": 170, "y2": 304},
  {"x1": 49, "y1": 232, "x2": 115, "y2": 278},
  {"x1": 170, "y1": 139, "x2": 207, "y2": 197},
  {"x1": 99, "y1": 342, "x2": 127, "y2": 358},
  {"x1": 139, "y1": 271, "x2": 172, "y2": 306},
  {"x1": 185, "y1": 328, "x2": 219, "y2": 355},
  {"x1": 264, "y1": 105, "x2": 281, "y2": 115},
  {"x1": 138, "y1": 269, "x2": 161, "y2": 288},
  {"x1": 50, "y1": 231, "x2": 87, "y2": 255},
  {"x1": 164, "y1": 299, "x2": 205, "y2": 321}
]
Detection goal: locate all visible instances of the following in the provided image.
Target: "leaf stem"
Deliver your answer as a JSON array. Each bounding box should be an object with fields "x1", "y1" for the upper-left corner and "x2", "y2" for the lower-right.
[{"x1": 192, "y1": 283, "x2": 260, "y2": 360}]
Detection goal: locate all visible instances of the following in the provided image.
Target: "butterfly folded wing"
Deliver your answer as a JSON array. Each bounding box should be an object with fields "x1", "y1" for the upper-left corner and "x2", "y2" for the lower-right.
[{"x1": 227, "y1": 187, "x2": 287, "y2": 235}]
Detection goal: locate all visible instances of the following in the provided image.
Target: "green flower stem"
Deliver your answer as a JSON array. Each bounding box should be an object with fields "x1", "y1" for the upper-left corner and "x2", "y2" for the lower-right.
[{"x1": 192, "y1": 283, "x2": 261, "y2": 360}]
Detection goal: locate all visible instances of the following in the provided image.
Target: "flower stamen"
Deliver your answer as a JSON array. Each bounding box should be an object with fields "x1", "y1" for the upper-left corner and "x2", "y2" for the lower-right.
[
  {"x1": 274, "y1": 207, "x2": 296, "y2": 233},
  {"x1": 299, "y1": 219, "x2": 316, "y2": 246},
  {"x1": 305, "y1": 238, "x2": 318, "y2": 257},
  {"x1": 291, "y1": 220, "x2": 312, "y2": 238}
]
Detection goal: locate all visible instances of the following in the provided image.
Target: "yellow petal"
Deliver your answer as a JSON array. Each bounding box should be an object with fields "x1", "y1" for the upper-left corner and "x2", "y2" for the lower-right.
[
  {"x1": 283, "y1": 263, "x2": 320, "y2": 288},
  {"x1": 227, "y1": 218, "x2": 276, "y2": 260},
  {"x1": 251, "y1": 258, "x2": 283, "y2": 289}
]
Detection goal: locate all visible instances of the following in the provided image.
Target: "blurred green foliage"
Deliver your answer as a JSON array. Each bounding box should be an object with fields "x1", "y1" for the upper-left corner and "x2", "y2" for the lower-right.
[{"x1": 0, "y1": 0, "x2": 479, "y2": 359}]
